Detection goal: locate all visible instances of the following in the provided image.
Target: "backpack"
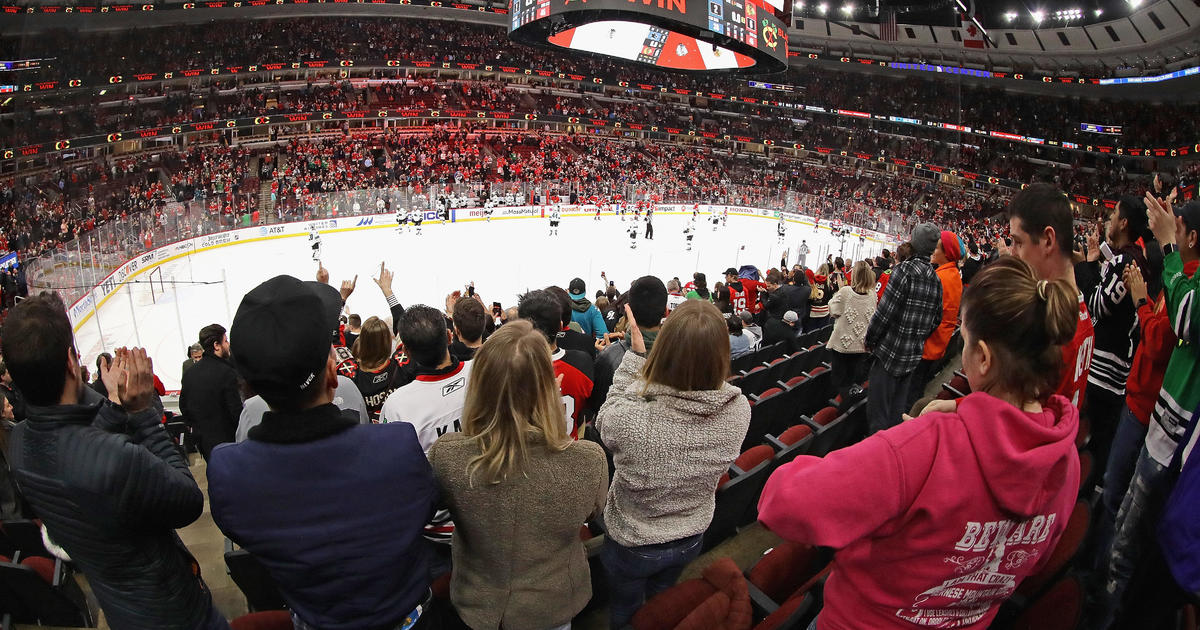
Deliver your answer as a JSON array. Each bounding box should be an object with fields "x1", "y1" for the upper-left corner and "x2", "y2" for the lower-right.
[{"x1": 1158, "y1": 402, "x2": 1200, "y2": 600}]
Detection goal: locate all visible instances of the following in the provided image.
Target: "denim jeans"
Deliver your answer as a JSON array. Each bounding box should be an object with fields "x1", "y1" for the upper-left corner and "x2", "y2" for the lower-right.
[
  {"x1": 1092, "y1": 405, "x2": 1148, "y2": 572},
  {"x1": 867, "y1": 362, "x2": 913, "y2": 435},
  {"x1": 601, "y1": 534, "x2": 704, "y2": 630},
  {"x1": 1098, "y1": 445, "x2": 1167, "y2": 629}
]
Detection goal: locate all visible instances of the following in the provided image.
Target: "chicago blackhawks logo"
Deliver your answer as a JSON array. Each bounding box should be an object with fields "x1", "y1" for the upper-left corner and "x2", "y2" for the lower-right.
[{"x1": 762, "y1": 22, "x2": 781, "y2": 50}]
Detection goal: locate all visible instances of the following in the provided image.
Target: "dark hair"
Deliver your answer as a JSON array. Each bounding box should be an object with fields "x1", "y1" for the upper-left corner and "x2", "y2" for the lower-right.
[
  {"x1": 766, "y1": 269, "x2": 783, "y2": 285},
  {"x1": 347, "y1": 314, "x2": 362, "y2": 328},
  {"x1": 628, "y1": 276, "x2": 668, "y2": 329},
  {"x1": 1008, "y1": 183, "x2": 1073, "y2": 257},
  {"x1": 0, "y1": 292, "x2": 75, "y2": 406},
  {"x1": 896, "y1": 243, "x2": 913, "y2": 262},
  {"x1": 1116, "y1": 196, "x2": 1150, "y2": 243},
  {"x1": 545, "y1": 286, "x2": 574, "y2": 328},
  {"x1": 834, "y1": 257, "x2": 845, "y2": 272},
  {"x1": 198, "y1": 323, "x2": 227, "y2": 354},
  {"x1": 95, "y1": 352, "x2": 112, "y2": 374},
  {"x1": 518, "y1": 289, "x2": 564, "y2": 345},
  {"x1": 452, "y1": 297, "x2": 487, "y2": 343},
  {"x1": 398, "y1": 305, "x2": 450, "y2": 368},
  {"x1": 691, "y1": 272, "x2": 710, "y2": 298},
  {"x1": 961, "y1": 256, "x2": 1077, "y2": 401},
  {"x1": 726, "y1": 313, "x2": 743, "y2": 336}
]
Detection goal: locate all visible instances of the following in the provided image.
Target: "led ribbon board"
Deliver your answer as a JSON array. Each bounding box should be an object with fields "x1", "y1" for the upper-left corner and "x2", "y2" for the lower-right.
[{"x1": 509, "y1": 0, "x2": 789, "y2": 74}]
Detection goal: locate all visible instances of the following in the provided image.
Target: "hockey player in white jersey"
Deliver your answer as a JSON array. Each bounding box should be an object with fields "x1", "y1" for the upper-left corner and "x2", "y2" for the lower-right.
[
  {"x1": 548, "y1": 207, "x2": 561, "y2": 236},
  {"x1": 684, "y1": 217, "x2": 696, "y2": 251},
  {"x1": 628, "y1": 222, "x2": 638, "y2": 249},
  {"x1": 308, "y1": 227, "x2": 322, "y2": 261},
  {"x1": 777, "y1": 211, "x2": 787, "y2": 244}
]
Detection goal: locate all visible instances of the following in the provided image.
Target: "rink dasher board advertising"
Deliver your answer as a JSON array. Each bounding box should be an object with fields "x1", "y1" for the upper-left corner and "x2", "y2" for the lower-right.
[{"x1": 64, "y1": 204, "x2": 891, "y2": 331}]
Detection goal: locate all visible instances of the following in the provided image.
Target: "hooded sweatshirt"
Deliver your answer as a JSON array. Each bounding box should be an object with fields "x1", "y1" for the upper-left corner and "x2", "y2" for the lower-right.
[
  {"x1": 597, "y1": 351, "x2": 750, "y2": 547},
  {"x1": 569, "y1": 295, "x2": 609, "y2": 339},
  {"x1": 758, "y1": 392, "x2": 1080, "y2": 629}
]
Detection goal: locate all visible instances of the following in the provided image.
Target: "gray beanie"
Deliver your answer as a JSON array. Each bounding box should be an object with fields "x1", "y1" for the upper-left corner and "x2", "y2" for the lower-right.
[{"x1": 911, "y1": 223, "x2": 940, "y2": 257}]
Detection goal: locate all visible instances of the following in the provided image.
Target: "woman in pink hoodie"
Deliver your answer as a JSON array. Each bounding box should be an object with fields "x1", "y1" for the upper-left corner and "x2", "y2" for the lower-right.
[{"x1": 758, "y1": 256, "x2": 1082, "y2": 630}]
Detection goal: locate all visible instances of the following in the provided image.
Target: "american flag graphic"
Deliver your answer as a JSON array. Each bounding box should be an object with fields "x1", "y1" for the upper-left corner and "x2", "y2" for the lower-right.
[{"x1": 880, "y1": 9, "x2": 898, "y2": 41}]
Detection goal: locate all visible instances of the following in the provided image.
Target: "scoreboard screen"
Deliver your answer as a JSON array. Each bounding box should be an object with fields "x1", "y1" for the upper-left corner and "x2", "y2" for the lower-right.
[
  {"x1": 1080, "y1": 122, "x2": 1123, "y2": 135},
  {"x1": 510, "y1": 0, "x2": 789, "y2": 74}
]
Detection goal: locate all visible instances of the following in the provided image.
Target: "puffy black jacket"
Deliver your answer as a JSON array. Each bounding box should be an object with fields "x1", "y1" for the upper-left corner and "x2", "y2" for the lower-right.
[
  {"x1": 179, "y1": 353, "x2": 243, "y2": 458},
  {"x1": 8, "y1": 387, "x2": 224, "y2": 630}
]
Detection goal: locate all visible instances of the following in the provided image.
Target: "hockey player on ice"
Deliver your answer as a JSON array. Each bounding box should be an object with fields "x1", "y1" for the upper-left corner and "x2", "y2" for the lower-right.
[
  {"x1": 483, "y1": 200, "x2": 495, "y2": 222},
  {"x1": 684, "y1": 217, "x2": 696, "y2": 251},
  {"x1": 628, "y1": 222, "x2": 638, "y2": 249},
  {"x1": 777, "y1": 211, "x2": 787, "y2": 244},
  {"x1": 548, "y1": 207, "x2": 561, "y2": 236},
  {"x1": 409, "y1": 208, "x2": 423, "y2": 235},
  {"x1": 309, "y1": 227, "x2": 322, "y2": 261}
]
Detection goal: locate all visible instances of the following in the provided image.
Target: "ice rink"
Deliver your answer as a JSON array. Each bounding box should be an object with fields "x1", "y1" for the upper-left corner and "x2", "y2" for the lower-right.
[{"x1": 71, "y1": 208, "x2": 890, "y2": 390}]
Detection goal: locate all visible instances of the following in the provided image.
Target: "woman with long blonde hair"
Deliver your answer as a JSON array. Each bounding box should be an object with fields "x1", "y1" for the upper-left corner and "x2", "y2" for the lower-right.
[{"x1": 428, "y1": 320, "x2": 607, "y2": 630}]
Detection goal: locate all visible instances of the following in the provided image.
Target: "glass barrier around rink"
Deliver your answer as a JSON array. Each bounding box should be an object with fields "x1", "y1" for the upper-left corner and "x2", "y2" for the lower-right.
[{"x1": 26, "y1": 182, "x2": 904, "y2": 315}]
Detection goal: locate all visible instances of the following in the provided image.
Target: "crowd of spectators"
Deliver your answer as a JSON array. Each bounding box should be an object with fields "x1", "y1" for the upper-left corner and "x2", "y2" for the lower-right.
[
  {"x1": 4, "y1": 16, "x2": 1198, "y2": 148},
  {"x1": 3, "y1": 179, "x2": 1196, "y2": 629}
]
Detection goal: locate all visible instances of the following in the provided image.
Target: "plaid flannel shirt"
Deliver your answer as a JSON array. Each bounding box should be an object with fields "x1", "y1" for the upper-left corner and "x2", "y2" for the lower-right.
[{"x1": 865, "y1": 255, "x2": 943, "y2": 377}]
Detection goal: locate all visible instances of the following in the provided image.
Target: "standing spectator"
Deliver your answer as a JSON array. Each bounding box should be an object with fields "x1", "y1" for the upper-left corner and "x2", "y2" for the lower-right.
[
  {"x1": 763, "y1": 268, "x2": 809, "y2": 323},
  {"x1": 549, "y1": 286, "x2": 598, "y2": 359},
  {"x1": 724, "y1": 267, "x2": 764, "y2": 315},
  {"x1": 380, "y1": 305, "x2": 472, "y2": 453},
  {"x1": 804, "y1": 266, "x2": 835, "y2": 332},
  {"x1": 90, "y1": 352, "x2": 113, "y2": 399},
  {"x1": 592, "y1": 276, "x2": 668, "y2": 408},
  {"x1": 685, "y1": 272, "x2": 713, "y2": 302},
  {"x1": 180, "y1": 343, "x2": 202, "y2": 377},
  {"x1": 519, "y1": 289, "x2": 593, "y2": 438},
  {"x1": 1090, "y1": 258, "x2": 1172, "y2": 575},
  {"x1": 876, "y1": 243, "x2": 911, "y2": 300},
  {"x1": 828, "y1": 261, "x2": 877, "y2": 397},
  {"x1": 343, "y1": 314, "x2": 362, "y2": 349},
  {"x1": 961, "y1": 240, "x2": 984, "y2": 285},
  {"x1": 429, "y1": 320, "x2": 608, "y2": 630},
  {"x1": 1007, "y1": 183, "x2": 1094, "y2": 408},
  {"x1": 450, "y1": 297, "x2": 488, "y2": 361},
  {"x1": 180, "y1": 323, "x2": 243, "y2": 459},
  {"x1": 1098, "y1": 198, "x2": 1200, "y2": 629},
  {"x1": 349, "y1": 316, "x2": 411, "y2": 423},
  {"x1": 568, "y1": 277, "x2": 608, "y2": 339},
  {"x1": 597, "y1": 300, "x2": 750, "y2": 629},
  {"x1": 864, "y1": 223, "x2": 943, "y2": 434},
  {"x1": 1075, "y1": 196, "x2": 1153, "y2": 474},
  {"x1": 907, "y1": 231, "x2": 965, "y2": 410},
  {"x1": 759, "y1": 256, "x2": 1081, "y2": 630},
  {"x1": 666, "y1": 278, "x2": 687, "y2": 312},
  {"x1": 3, "y1": 294, "x2": 227, "y2": 630},
  {"x1": 208, "y1": 276, "x2": 437, "y2": 630}
]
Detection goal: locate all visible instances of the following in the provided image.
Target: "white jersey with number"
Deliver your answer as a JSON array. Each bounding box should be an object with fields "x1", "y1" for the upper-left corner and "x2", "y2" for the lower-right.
[{"x1": 378, "y1": 361, "x2": 473, "y2": 454}]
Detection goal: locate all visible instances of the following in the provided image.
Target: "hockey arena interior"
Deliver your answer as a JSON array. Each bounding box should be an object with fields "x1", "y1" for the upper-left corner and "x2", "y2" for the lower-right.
[{"x1": 0, "y1": 0, "x2": 1199, "y2": 629}]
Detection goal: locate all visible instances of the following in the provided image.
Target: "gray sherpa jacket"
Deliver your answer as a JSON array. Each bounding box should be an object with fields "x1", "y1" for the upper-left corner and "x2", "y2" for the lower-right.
[{"x1": 596, "y1": 351, "x2": 751, "y2": 547}]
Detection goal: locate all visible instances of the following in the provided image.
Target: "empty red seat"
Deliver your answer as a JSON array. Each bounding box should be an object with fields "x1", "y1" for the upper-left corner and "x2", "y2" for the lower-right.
[
  {"x1": 20, "y1": 556, "x2": 55, "y2": 585},
  {"x1": 1017, "y1": 500, "x2": 1090, "y2": 597},
  {"x1": 1010, "y1": 575, "x2": 1083, "y2": 630},
  {"x1": 782, "y1": 376, "x2": 807, "y2": 389},
  {"x1": 747, "y1": 542, "x2": 826, "y2": 604},
  {"x1": 632, "y1": 558, "x2": 751, "y2": 630},
  {"x1": 230, "y1": 611, "x2": 294, "y2": 630},
  {"x1": 777, "y1": 425, "x2": 812, "y2": 447},
  {"x1": 735, "y1": 445, "x2": 776, "y2": 473},
  {"x1": 754, "y1": 388, "x2": 785, "y2": 404},
  {"x1": 810, "y1": 407, "x2": 839, "y2": 427}
]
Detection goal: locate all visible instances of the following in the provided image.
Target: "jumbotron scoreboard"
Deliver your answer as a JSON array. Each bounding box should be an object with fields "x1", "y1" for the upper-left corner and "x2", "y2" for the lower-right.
[{"x1": 509, "y1": 0, "x2": 790, "y2": 73}]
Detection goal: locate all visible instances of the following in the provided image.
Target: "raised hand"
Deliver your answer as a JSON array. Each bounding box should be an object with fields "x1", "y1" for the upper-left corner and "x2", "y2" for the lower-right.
[
  {"x1": 118, "y1": 348, "x2": 155, "y2": 413},
  {"x1": 316, "y1": 263, "x2": 329, "y2": 284},
  {"x1": 373, "y1": 262, "x2": 394, "y2": 298},
  {"x1": 340, "y1": 275, "x2": 358, "y2": 301},
  {"x1": 1123, "y1": 261, "x2": 1148, "y2": 305},
  {"x1": 98, "y1": 349, "x2": 126, "y2": 405},
  {"x1": 1145, "y1": 192, "x2": 1177, "y2": 247},
  {"x1": 623, "y1": 304, "x2": 646, "y2": 355}
]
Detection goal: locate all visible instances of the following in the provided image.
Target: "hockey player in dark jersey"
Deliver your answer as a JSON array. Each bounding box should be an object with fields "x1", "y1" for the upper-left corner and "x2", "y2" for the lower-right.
[{"x1": 628, "y1": 222, "x2": 639, "y2": 249}]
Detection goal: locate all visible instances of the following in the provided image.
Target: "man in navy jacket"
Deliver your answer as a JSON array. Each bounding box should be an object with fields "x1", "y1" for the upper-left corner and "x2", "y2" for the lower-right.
[{"x1": 208, "y1": 276, "x2": 438, "y2": 630}]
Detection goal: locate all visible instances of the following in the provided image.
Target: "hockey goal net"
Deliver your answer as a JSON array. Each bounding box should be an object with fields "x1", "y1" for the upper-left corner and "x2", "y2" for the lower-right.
[{"x1": 136, "y1": 266, "x2": 167, "y2": 305}]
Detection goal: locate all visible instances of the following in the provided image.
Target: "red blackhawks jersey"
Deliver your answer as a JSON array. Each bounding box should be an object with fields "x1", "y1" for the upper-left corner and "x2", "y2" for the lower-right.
[
  {"x1": 553, "y1": 348, "x2": 594, "y2": 439},
  {"x1": 728, "y1": 278, "x2": 765, "y2": 314},
  {"x1": 1056, "y1": 294, "x2": 1095, "y2": 409}
]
